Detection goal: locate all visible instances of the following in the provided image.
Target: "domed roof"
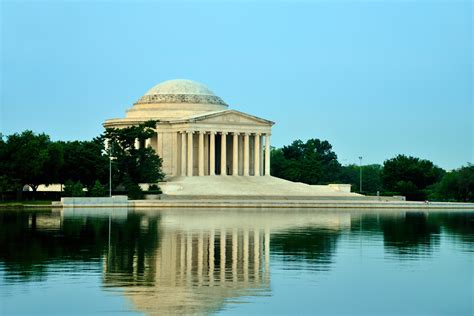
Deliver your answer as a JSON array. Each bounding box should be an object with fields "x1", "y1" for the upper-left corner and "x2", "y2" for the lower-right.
[
  {"x1": 144, "y1": 79, "x2": 216, "y2": 96},
  {"x1": 136, "y1": 79, "x2": 227, "y2": 106}
]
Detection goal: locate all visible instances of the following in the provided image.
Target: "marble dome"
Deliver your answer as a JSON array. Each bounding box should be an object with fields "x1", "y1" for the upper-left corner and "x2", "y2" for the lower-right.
[
  {"x1": 145, "y1": 79, "x2": 216, "y2": 96},
  {"x1": 135, "y1": 79, "x2": 227, "y2": 106}
]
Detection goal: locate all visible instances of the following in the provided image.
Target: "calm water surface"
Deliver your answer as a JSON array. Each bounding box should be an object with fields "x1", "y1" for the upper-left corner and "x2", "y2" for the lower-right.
[{"x1": 0, "y1": 208, "x2": 472, "y2": 315}]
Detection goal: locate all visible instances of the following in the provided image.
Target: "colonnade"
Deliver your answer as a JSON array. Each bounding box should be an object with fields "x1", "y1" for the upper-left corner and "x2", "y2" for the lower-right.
[
  {"x1": 127, "y1": 129, "x2": 271, "y2": 177},
  {"x1": 177, "y1": 131, "x2": 271, "y2": 177}
]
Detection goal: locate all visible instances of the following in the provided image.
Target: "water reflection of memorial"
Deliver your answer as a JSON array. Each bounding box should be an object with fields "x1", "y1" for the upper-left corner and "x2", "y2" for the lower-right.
[{"x1": 101, "y1": 210, "x2": 351, "y2": 315}]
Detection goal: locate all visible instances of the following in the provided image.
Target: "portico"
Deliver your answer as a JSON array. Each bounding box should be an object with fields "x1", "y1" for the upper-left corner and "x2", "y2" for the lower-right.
[{"x1": 174, "y1": 130, "x2": 270, "y2": 176}]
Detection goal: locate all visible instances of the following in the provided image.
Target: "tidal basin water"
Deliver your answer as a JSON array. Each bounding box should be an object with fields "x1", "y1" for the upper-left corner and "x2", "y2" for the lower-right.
[{"x1": 0, "y1": 208, "x2": 472, "y2": 315}]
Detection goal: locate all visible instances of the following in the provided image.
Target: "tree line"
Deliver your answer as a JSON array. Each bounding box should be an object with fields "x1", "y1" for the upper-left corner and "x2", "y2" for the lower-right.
[
  {"x1": 0, "y1": 130, "x2": 472, "y2": 201},
  {"x1": 0, "y1": 121, "x2": 164, "y2": 200},
  {"x1": 271, "y1": 138, "x2": 473, "y2": 201}
]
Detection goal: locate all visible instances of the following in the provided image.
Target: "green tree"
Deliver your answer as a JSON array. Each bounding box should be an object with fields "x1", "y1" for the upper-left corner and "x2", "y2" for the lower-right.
[
  {"x1": 63, "y1": 180, "x2": 85, "y2": 197},
  {"x1": 148, "y1": 184, "x2": 162, "y2": 194},
  {"x1": 433, "y1": 165, "x2": 474, "y2": 202},
  {"x1": 63, "y1": 180, "x2": 75, "y2": 197},
  {"x1": 104, "y1": 121, "x2": 164, "y2": 197},
  {"x1": 382, "y1": 154, "x2": 444, "y2": 200},
  {"x1": 58, "y1": 138, "x2": 109, "y2": 190},
  {"x1": 123, "y1": 176, "x2": 144, "y2": 200},
  {"x1": 0, "y1": 175, "x2": 9, "y2": 201},
  {"x1": 271, "y1": 139, "x2": 341, "y2": 184},
  {"x1": 0, "y1": 131, "x2": 62, "y2": 192},
  {"x1": 89, "y1": 180, "x2": 106, "y2": 197}
]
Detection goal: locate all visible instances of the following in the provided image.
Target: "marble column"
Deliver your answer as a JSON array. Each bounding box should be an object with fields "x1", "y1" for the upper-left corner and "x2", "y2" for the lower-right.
[
  {"x1": 204, "y1": 134, "x2": 209, "y2": 175},
  {"x1": 145, "y1": 138, "x2": 151, "y2": 148},
  {"x1": 181, "y1": 132, "x2": 186, "y2": 176},
  {"x1": 174, "y1": 132, "x2": 179, "y2": 176},
  {"x1": 254, "y1": 133, "x2": 261, "y2": 176},
  {"x1": 232, "y1": 133, "x2": 239, "y2": 176},
  {"x1": 134, "y1": 138, "x2": 140, "y2": 149},
  {"x1": 220, "y1": 132, "x2": 227, "y2": 176},
  {"x1": 198, "y1": 131, "x2": 204, "y2": 176},
  {"x1": 243, "y1": 133, "x2": 250, "y2": 176},
  {"x1": 210, "y1": 132, "x2": 215, "y2": 176},
  {"x1": 187, "y1": 131, "x2": 193, "y2": 176},
  {"x1": 260, "y1": 136, "x2": 264, "y2": 176},
  {"x1": 265, "y1": 134, "x2": 271, "y2": 176},
  {"x1": 238, "y1": 135, "x2": 244, "y2": 175}
]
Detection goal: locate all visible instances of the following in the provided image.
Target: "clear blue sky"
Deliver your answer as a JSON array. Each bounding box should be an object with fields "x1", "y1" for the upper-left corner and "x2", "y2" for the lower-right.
[{"x1": 1, "y1": 0, "x2": 472, "y2": 170}]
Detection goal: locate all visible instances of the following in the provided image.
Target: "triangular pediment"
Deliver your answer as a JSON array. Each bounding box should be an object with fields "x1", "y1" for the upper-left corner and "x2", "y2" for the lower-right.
[{"x1": 177, "y1": 110, "x2": 274, "y2": 126}]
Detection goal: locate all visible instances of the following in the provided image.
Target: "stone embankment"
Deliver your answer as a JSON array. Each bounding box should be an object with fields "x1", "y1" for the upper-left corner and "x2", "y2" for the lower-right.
[{"x1": 53, "y1": 195, "x2": 474, "y2": 210}]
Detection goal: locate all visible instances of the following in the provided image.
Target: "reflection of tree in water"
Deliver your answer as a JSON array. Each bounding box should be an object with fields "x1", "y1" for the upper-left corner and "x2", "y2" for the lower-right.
[
  {"x1": 350, "y1": 213, "x2": 383, "y2": 234},
  {"x1": 379, "y1": 212, "x2": 474, "y2": 258},
  {"x1": 380, "y1": 212, "x2": 440, "y2": 258},
  {"x1": 428, "y1": 213, "x2": 474, "y2": 247},
  {"x1": 0, "y1": 211, "x2": 161, "y2": 282},
  {"x1": 270, "y1": 228, "x2": 340, "y2": 268},
  {"x1": 0, "y1": 211, "x2": 50, "y2": 281},
  {"x1": 104, "y1": 214, "x2": 161, "y2": 286}
]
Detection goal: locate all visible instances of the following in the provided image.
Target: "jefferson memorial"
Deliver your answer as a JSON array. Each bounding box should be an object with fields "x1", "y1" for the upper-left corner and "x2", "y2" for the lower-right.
[
  {"x1": 104, "y1": 79, "x2": 272, "y2": 178},
  {"x1": 104, "y1": 79, "x2": 358, "y2": 198}
]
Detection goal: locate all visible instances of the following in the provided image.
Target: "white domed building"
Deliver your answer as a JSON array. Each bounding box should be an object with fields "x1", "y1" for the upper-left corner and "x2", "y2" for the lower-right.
[{"x1": 104, "y1": 79, "x2": 273, "y2": 178}]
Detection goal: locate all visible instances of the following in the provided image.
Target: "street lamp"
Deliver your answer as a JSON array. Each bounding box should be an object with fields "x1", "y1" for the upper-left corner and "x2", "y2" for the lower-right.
[
  {"x1": 108, "y1": 141, "x2": 114, "y2": 197},
  {"x1": 359, "y1": 156, "x2": 363, "y2": 193},
  {"x1": 109, "y1": 151, "x2": 112, "y2": 197},
  {"x1": 103, "y1": 139, "x2": 113, "y2": 197}
]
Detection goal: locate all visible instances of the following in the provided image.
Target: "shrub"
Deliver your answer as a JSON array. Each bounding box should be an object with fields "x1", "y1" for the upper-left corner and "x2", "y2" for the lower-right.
[
  {"x1": 123, "y1": 176, "x2": 144, "y2": 200},
  {"x1": 148, "y1": 184, "x2": 162, "y2": 194},
  {"x1": 64, "y1": 181, "x2": 85, "y2": 197},
  {"x1": 90, "y1": 180, "x2": 106, "y2": 197}
]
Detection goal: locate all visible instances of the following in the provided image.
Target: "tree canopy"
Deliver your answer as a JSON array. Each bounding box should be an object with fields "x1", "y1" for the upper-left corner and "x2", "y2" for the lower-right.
[
  {"x1": 432, "y1": 165, "x2": 474, "y2": 202},
  {"x1": 271, "y1": 139, "x2": 341, "y2": 184},
  {"x1": 0, "y1": 131, "x2": 61, "y2": 191},
  {"x1": 0, "y1": 123, "x2": 165, "y2": 199},
  {"x1": 382, "y1": 154, "x2": 444, "y2": 200},
  {"x1": 58, "y1": 138, "x2": 109, "y2": 189},
  {"x1": 104, "y1": 120, "x2": 164, "y2": 190},
  {"x1": 1, "y1": 129, "x2": 472, "y2": 202}
]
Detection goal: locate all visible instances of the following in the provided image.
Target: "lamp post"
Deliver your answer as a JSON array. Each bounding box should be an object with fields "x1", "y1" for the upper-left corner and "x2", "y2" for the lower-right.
[
  {"x1": 109, "y1": 141, "x2": 114, "y2": 197},
  {"x1": 109, "y1": 153, "x2": 112, "y2": 197},
  {"x1": 359, "y1": 156, "x2": 363, "y2": 193},
  {"x1": 104, "y1": 139, "x2": 113, "y2": 197}
]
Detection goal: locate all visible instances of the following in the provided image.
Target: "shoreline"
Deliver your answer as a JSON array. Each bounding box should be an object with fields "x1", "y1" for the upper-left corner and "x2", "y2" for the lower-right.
[{"x1": 3, "y1": 198, "x2": 473, "y2": 211}]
